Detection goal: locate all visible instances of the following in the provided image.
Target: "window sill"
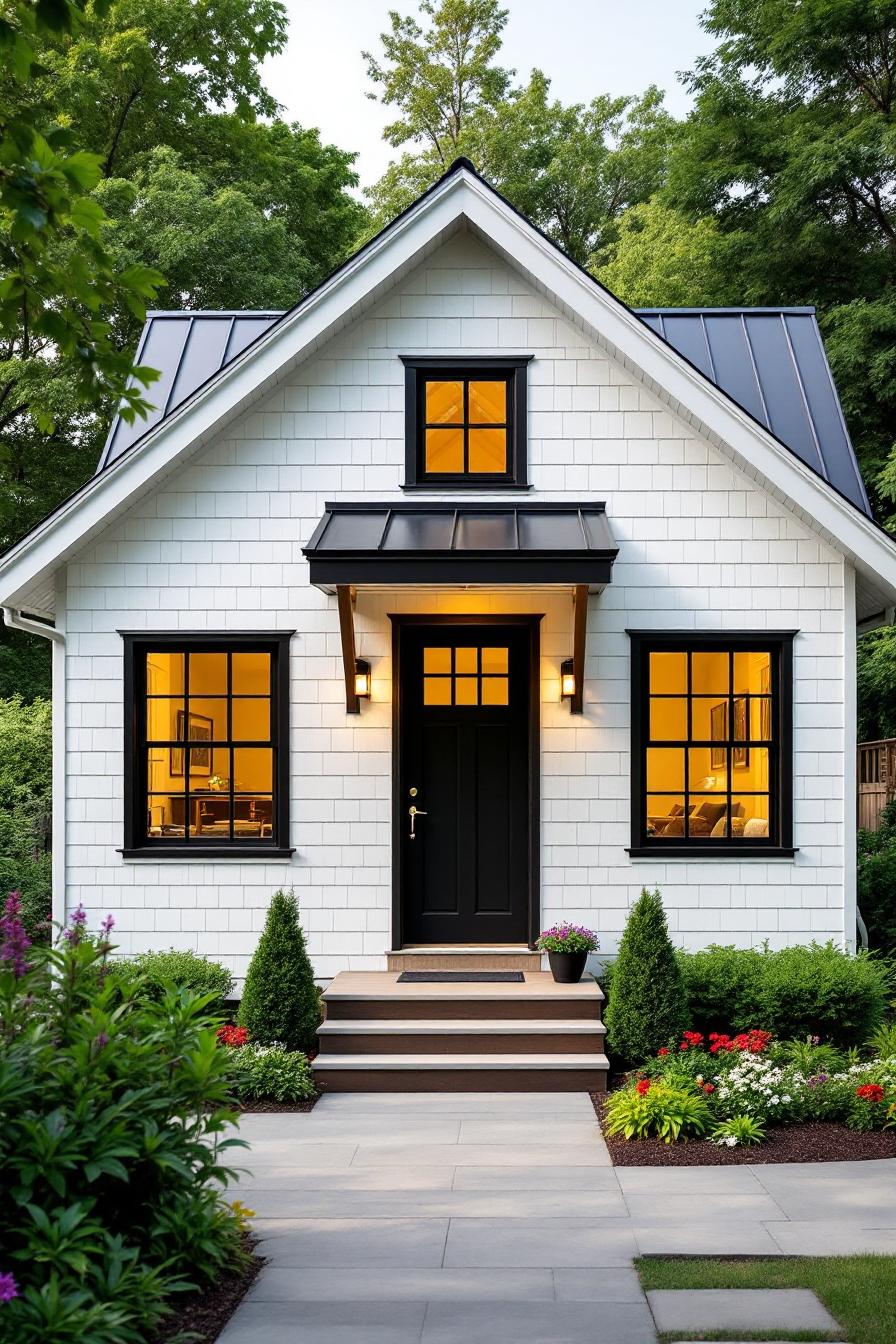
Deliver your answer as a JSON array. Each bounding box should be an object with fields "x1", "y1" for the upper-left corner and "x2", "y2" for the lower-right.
[
  {"x1": 626, "y1": 846, "x2": 798, "y2": 860},
  {"x1": 118, "y1": 846, "x2": 295, "y2": 861},
  {"x1": 400, "y1": 481, "x2": 532, "y2": 492}
]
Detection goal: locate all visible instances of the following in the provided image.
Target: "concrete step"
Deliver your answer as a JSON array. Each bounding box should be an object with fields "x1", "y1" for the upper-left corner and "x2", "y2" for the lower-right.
[
  {"x1": 322, "y1": 971, "x2": 605, "y2": 1022},
  {"x1": 317, "y1": 1017, "x2": 607, "y2": 1054},
  {"x1": 386, "y1": 946, "x2": 542, "y2": 972},
  {"x1": 312, "y1": 1051, "x2": 610, "y2": 1093}
]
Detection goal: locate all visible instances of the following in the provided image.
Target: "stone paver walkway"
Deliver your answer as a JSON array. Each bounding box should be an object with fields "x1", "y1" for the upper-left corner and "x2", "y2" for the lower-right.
[{"x1": 218, "y1": 1092, "x2": 895, "y2": 1343}]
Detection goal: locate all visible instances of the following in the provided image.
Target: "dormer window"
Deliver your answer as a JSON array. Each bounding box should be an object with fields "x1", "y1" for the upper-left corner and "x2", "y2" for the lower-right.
[{"x1": 401, "y1": 356, "x2": 531, "y2": 488}]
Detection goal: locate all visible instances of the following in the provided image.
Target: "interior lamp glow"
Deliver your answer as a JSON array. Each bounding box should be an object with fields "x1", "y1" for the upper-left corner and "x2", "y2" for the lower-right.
[
  {"x1": 560, "y1": 658, "x2": 576, "y2": 700},
  {"x1": 354, "y1": 658, "x2": 371, "y2": 700}
]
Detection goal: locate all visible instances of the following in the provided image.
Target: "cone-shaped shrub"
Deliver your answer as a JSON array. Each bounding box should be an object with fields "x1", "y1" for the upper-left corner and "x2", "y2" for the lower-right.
[
  {"x1": 604, "y1": 887, "x2": 687, "y2": 1067},
  {"x1": 238, "y1": 889, "x2": 320, "y2": 1054}
]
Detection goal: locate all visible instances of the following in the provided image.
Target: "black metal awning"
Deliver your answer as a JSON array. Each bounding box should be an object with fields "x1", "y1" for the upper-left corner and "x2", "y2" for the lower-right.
[{"x1": 302, "y1": 502, "x2": 618, "y2": 592}]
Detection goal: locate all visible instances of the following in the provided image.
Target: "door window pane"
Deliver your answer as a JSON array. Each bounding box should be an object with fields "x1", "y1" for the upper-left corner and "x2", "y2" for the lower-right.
[
  {"x1": 455, "y1": 647, "x2": 478, "y2": 673},
  {"x1": 481, "y1": 647, "x2": 508, "y2": 674},
  {"x1": 424, "y1": 647, "x2": 451, "y2": 674},
  {"x1": 455, "y1": 677, "x2": 478, "y2": 705},
  {"x1": 481, "y1": 677, "x2": 509, "y2": 706},
  {"x1": 424, "y1": 677, "x2": 451, "y2": 705}
]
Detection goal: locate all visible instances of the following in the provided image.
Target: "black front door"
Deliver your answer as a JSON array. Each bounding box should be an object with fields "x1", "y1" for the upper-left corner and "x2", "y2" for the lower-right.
[{"x1": 397, "y1": 622, "x2": 535, "y2": 944}]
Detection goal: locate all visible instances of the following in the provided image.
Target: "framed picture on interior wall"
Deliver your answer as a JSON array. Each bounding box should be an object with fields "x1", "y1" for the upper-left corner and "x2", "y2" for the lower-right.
[
  {"x1": 733, "y1": 694, "x2": 750, "y2": 770},
  {"x1": 710, "y1": 701, "x2": 727, "y2": 769},
  {"x1": 760, "y1": 664, "x2": 771, "y2": 740},
  {"x1": 170, "y1": 711, "x2": 213, "y2": 777}
]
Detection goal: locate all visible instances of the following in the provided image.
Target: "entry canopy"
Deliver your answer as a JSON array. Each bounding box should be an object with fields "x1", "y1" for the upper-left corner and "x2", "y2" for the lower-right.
[{"x1": 302, "y1": 502, "x2": 618, "y2": 592}]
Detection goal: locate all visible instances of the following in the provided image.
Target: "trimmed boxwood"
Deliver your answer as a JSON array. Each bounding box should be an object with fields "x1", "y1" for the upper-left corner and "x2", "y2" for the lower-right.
[
  {"x1": 604, "y1": 888, "x2": 688, "y2": 1067},
  {"x1": 110, "y1": 948, "x2": 233, "y2": 1011},
  {"x1": 238, "y1": 889, "x2": 320, "y2": 1054}
]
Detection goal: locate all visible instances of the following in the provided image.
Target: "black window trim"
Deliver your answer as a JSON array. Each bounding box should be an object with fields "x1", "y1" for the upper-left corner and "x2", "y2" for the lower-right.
[
  {"x1": 400, "y1": 355, "x2": 533, "y2": 490},
  {"x1": 119, "y1": 630, "x2": 294, "y2": 859},
  {"x1": 627, "y1": 629, "x2": 797, "y2": 858}
]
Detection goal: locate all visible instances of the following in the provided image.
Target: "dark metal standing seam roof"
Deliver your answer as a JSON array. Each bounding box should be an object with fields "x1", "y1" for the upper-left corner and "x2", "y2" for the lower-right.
[
  {"x1": 302, "y1": 502, "x2": 618, "y2": 590},
  {"x1": 98, "y1": 305, "x2": 871, "y2": 519}
]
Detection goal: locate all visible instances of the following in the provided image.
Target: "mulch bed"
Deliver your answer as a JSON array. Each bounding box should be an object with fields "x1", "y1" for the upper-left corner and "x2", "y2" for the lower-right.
[
  {"x1": 236, "y1": 1094, "x2": 319, "y2": 1113},
  {"x1": 591, "y1": 1093, "x2": 896, "y2": 1165},
  {"x1": 149, "y1": 1234, "x2": 263, "y2": 1344}
]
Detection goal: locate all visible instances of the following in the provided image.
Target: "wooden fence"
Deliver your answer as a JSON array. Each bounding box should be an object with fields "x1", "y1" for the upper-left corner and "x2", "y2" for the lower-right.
[{"x1": 858, "y1": 738, "x2": 896, "y2": 831}]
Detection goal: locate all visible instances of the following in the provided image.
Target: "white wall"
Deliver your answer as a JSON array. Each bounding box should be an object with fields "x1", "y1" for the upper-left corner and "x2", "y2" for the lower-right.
[{"x1": 63, "y1": 231, "x2": 849, "y2": 985}]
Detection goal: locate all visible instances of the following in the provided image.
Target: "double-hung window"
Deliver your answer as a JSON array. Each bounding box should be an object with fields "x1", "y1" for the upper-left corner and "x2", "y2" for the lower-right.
[
  {"x1": 122, "y1": 633, "x2": 292, "y2": 856},
  {"x1": 629, "y1": 632, "x2": 794, "y2": 855}
]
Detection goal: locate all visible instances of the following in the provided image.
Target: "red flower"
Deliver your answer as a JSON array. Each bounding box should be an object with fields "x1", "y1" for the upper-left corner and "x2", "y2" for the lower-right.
[
  {"x1": 636, "y1": 1078, "x2": 651, "y2": 1096},
  {"x1": 217, "y1": 1024, "x2": 249, "y2": 1048},
  {"x1": 856, "y1": 1084, "x2": 885, "y2": 1104},
  {"x1": 657, "y1": 1047, "x2": 669, "y2": 1056},
  {"x1": 682, "y1": 1031, "x2": 704, "y2": 1046},
  {"x1": 703, "y1": 1083, "x2": 715, "y2": 1094}
]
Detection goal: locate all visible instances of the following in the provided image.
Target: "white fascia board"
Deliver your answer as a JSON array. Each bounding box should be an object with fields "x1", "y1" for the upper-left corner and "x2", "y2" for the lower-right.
[
  {"x1": 0, "y1": 177, "x2": 468, "y2": 606},
  {"x1": 459, "y1": 175, "x2": 896, "y2": 602}
]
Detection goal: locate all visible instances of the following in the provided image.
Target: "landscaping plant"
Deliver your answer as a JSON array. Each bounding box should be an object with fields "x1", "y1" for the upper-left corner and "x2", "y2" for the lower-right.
[
  {"x1": 238, "y1": 889, "x2": 320, "y2": 1054},
  {"x1": 0, "y1": 895, "x2": 245, "y2": 1344},
  {"x1": 227, "y1": 1042, "x2": 316, "y2": 1104},
  {"x1": 604, "y1": 1077, "x2": 712, "y2": 1143},
  {"x1": 604, "y1": 888, "x2": 687, "y2": 1067},
  {"x1": 711, "y1": 1114, "x2": 766, "y2": 1147},
  {"x1": 535, "y1": 923, "x2": 599, "y2": 953},
  {"x1": 111, "y1": 947, "x2": 234, "y2": 1011}
]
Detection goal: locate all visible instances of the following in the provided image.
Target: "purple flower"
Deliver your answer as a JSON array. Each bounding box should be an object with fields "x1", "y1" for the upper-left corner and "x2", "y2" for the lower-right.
[
  {"x1": 99, "y1": 914, "x2": 115, "y2": 937},
  {"x1": 0, "y1": 892, "x2": 31, "y2": 978},
  {"x1": 93, "y1": 1032, "x2": 110, "y2": 1054},
  {"x1": 0, "y1": 1272, "x2": 18, "y2": 1303},
  {"x1": 63, "y1": 903, "x2": 88, "y2": 944}
]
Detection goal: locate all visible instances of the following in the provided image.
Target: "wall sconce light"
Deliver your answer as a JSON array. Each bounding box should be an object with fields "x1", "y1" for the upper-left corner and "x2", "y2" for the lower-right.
[
  {"x1": 560, "y1": 658, "x2": 576, "y2": 701},
  {"x1": 354, "y1": 658, "x2": 371, "y2": 700}
]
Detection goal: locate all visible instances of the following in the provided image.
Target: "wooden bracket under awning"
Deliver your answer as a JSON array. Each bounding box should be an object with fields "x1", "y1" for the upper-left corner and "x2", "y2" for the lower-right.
[
  {"x1": 571, "y1": 584, "x2": 588, "y2": 715},
  {"x1": 336, "y1": 585, "x2": 360, "y2": 715}
]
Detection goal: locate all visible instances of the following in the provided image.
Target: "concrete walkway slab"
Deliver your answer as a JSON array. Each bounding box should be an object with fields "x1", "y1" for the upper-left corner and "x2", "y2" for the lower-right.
[
  {"x1": 647, "y1": 1287, "x2": 840, "y2": 1334},
  {"x1": 220, "y1": 1094, "x2": 895, "y2": 1344}
]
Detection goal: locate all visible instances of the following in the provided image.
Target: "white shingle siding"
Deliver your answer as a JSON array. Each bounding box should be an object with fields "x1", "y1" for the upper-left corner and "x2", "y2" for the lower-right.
[{"x1": 62, "y1": 234, "x2": 850, "y2": 985}]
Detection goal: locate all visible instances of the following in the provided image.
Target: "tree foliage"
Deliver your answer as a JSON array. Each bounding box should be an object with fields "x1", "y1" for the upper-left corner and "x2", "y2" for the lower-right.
[
  {"x1": 604, "y1": 888, "x2": 687, "y2": 1068},
  {"x1": 238, "y1": 889, "x2": 320, "y2": 1055}
]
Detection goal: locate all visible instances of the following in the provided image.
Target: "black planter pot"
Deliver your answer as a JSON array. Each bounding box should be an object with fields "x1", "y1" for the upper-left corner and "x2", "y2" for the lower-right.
[{"x1": 547, "y1": 950, "x2": 588, "y2": 984}]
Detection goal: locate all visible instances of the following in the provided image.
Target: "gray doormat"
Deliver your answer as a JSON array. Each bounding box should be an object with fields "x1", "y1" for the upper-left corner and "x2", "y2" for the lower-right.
[{"x1": 396, "y1": 970, "x2": 525, "y2": 983}]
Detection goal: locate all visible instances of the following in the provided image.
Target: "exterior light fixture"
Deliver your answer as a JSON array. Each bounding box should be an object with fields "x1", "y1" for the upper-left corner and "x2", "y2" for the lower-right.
[
  {"x1": 560, "y1": 658, "x2": 576, "y2": 701},
  {"x1": 354, "y1": 658, "x2": 371, "y2": 700}
]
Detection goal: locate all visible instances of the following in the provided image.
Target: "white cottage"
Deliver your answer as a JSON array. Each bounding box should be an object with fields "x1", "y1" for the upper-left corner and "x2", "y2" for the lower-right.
[{"x1": 2, "y1": 160, "x2": 896, "y2": 1086}]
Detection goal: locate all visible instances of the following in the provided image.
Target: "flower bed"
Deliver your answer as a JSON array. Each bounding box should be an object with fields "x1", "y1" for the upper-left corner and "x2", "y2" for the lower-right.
[
  {"x1": 215, "y1": 1023, "x2": 319, "y2": 1111},
  {"x1": 595, "y1": 1024, "x2": 896, "y2": 1164}
]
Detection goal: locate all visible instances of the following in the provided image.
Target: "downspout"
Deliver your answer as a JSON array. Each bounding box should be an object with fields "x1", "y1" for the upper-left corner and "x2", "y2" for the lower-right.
[{"x1": 2, "y1": 603, "x2": 66, "y2": 931}]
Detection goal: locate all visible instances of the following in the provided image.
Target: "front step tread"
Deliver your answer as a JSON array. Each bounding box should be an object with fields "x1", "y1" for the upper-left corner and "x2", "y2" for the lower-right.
[
  {"x1": 318, "y1": 1018, "x2": 606, "y2": 1034},
  {"x1": 312, "y1": 1052, "x2": 609, "y2": 1070}
]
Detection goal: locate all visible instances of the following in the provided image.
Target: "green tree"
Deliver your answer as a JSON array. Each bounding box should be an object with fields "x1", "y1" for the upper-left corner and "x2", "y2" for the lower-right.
[
  {"x1": 0, "y1": 695, "x2": 52, "y2": 940},
  {"x1": 858, "y1": 626, "x2": 896, "y2": 742},
  {"x1": 596, "y1": 199, "x2": 743, "y2": 307},
  {"x1": 238, "y1": 889, "x2": 320, "y2": 1055},
  {"x1": 604, "y1": 888, "x2": 687, "y2": 1067}
]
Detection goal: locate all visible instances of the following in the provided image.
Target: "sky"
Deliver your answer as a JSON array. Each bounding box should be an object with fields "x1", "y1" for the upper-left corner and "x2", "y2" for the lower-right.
[{"x1": 263, "y1": 0, "x2": 711, "y2": 188}]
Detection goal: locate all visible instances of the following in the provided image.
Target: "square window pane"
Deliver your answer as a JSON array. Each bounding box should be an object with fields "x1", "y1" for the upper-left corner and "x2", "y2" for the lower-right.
[
  {"x1": 147, "y1": 697, "x2": 183, "y2": 742},
  {"x1": 147, "y1": 750, "x2": 181, "y2": 794},
  {"x1": 424, "y1": 647, "x2": 451, "y2": 674},
  {"x1": 689, "y1": 746, "x2": 728, "y2": 792},
  {"x1": 646, "y1": 747, "x2": 684, "y2": 793},
  {"x1": 734, "y1": 650, "x2": 771, "y2": 696},
  {"x1": 468, "y1": 427, "x2": 507, "y2": 473},
  {"x1": 424, "y1": 676, "x2": 451, "y2": 705},
  {"x1": 647, "y1": 795, "x2": 686, "y2": 837},
  {"x1": 425, "y1": 379, "x2": 463, "y2": 424},
  {"x1": 692, "y1": 696, "x2": 726, "y2": 742},
  {"x1": 750, "y1": 696, "x2": 773, "y2": 740},
  {"x1": 689, "y1": 796, "x2": 731, "y2": 837},
  {"x1": 649, "y1": 697, "x2": 687, "y2": 740},
  {"x1": 232, "y1": 652, "x2": 271, "y2": 695},
  {"x1": 481, "y1": 647, "x2": 508, "y2": 674},
  {"x1": 232, "y1": 697, "x2": 271, "y2": 742},
  {"x1": 233, "y1": 747, "x2": 273, "y2": 792},
  {"x1": 146, "y1": 651, "x2": 184, "y2": 695},
  {"x1": 648, "y1": 651, "x2": 687, "y2": 694},
  {"x1": 188, "y1": 743, "x2": 228, "y2": 781},
  {"x1": 469, "y1": 380, "x2": 507, "y2": 424},
  {"x1": 192, "y1": 792, "x2": 231, "y2": 839},
  {"x1": 425, "y1": 426, "x2": 464, "y2": 473},
  {"x1": 692, "y1": 650, "x2": 729, "y2": 694},
  {"x1": 481, "y1": 677, "x2": 509, "y2": 705},
  {"x1": 455, "y1": 647, "x2": 478, "y2": 673},
  {"x1": 732, "y1": 793, "x2": 771, "y2": 837},
  {"x1": 187, "y1": 699, "x2": 227, "y2": 740},
  {"x1": 147, "y1": 793, "x2": 184, "y2": 838},
  {"x1": 233, "y1": 795, "x2": 274, "y2": 838},
  {"x1": 189, "y1": 651, "x2": 227, "y2": 694},
  {"x1": 733, "y1": 744, "x2": 769, "y2": 788},
  {"x1": 455, "y1": 676, "x2": 478, "y2": 705}
]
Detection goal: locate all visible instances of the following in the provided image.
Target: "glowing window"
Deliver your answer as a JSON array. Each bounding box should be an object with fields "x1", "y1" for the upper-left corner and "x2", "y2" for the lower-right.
[
  {"x1": 403, "y1": 359, "x2": 530, "y2": 486},
  {"x1": 423, "y1": 645, "x2": 509, "y2": 707}
]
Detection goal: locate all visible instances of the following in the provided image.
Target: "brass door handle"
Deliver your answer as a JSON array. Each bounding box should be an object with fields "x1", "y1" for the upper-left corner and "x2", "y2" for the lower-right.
[{"x1": 408, "y1": 805, "x2": 427, "y2": 838}]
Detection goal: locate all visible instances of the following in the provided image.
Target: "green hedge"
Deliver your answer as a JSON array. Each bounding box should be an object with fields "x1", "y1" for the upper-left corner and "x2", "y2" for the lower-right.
[
  {"x1": 675, "y1": 942, "x2": 890, "y2": 1047},
  {"x1": 111, "y1": 949, "x2": 233, "y2": 1011}
]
